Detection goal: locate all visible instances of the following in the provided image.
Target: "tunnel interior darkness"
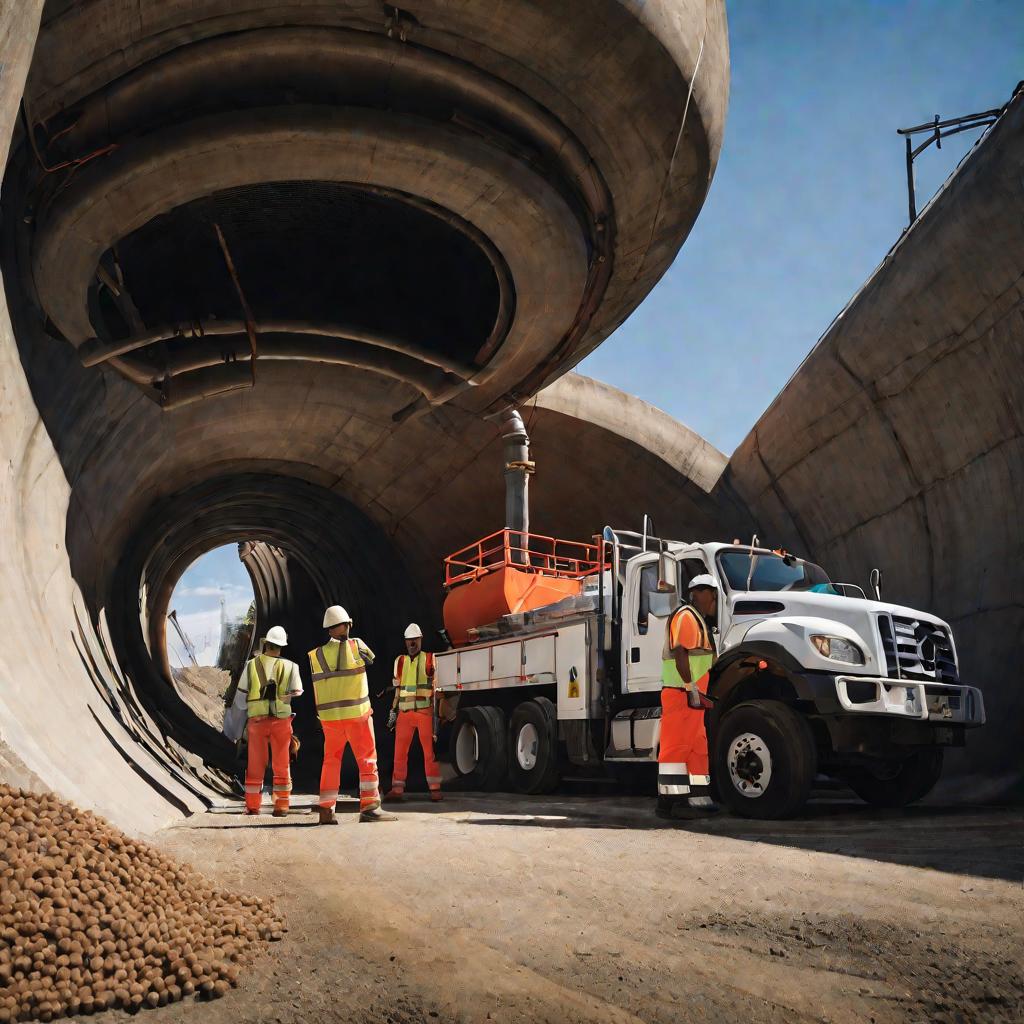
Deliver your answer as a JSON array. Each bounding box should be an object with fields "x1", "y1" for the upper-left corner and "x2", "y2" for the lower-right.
[
  {"x1": 91, "y1": 181, "x2": 505, "y2": 376},
  {"x1": 108, "y1": 474, "x2": 440, "y2": 793}
]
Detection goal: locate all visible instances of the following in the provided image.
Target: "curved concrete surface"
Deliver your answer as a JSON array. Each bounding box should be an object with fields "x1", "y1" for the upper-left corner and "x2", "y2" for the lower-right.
[
  {"x1": 721, "y1": 88, "x2": 1024, "y2": 795},
  {"x1": 3, "y1": 1, "x2": 1016, "y2": 829},
  {"x1": 0, "y1": 1, "x2": 731, "y2": 828}
]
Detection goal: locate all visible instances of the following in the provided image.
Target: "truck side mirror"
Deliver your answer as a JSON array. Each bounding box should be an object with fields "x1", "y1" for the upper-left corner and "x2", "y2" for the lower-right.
[{"x1": 648, "y1": 591, "x2": 676, "y2": 618}]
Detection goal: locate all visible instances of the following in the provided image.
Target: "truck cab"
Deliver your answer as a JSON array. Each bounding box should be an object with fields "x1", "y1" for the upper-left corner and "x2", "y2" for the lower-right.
[{"x1": 613, "y1": 538, "x2": 985, "y2": 816}]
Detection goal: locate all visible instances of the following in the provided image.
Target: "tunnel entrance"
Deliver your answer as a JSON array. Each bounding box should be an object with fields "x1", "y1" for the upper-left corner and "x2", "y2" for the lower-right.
[
  {"x1": 107, "y1": 473, "x2": 438, "y2": 797},
  {"x1": 165, "y1": 543, "x2": 257, "y2": 737}
]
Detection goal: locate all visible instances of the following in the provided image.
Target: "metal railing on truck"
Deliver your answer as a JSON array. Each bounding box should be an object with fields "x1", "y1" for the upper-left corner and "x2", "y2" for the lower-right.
[{"x1": 444, "y1": 529, "x2": 606, "y2": 586}]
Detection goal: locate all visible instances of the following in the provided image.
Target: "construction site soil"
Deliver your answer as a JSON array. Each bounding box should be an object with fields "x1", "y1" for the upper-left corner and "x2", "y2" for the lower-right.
[{"x1": 132, "y1": 793, "x2": 1023, "y2": 1024}]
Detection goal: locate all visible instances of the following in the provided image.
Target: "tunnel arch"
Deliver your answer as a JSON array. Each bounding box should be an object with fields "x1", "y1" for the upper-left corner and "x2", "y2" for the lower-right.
[
  {"x1": 107, "y1": 473, "x2": 435, "y2": 778},
  {"x1": 0, "y1": 0, "x2": 732, "y2": 829}
]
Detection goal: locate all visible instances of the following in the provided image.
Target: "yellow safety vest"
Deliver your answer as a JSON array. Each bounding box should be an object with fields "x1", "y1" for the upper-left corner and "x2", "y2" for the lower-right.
[
  {"x1": 394, "y1": 652, "x2": 435, "y2": 712},
  {"x1": 308, "y1": 638, "x2": 372, "y2": 721},
  {"x1": 661, "y1": 605, "x2": 716, "y2": 689},
  {"x1": 245, "y1": 655, "x2": 295, "y2": 719}
]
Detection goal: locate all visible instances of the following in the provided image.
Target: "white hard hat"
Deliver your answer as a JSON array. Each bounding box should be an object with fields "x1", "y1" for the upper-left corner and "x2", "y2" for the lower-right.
[
  {"x1": 323, "y1": 605, "x2": 352, "y2": 628},
  {"x1": 404, "y1": 623, "x2": 423, "y2": 640},
  {"x1": 688, "y1": 573, "x2": 718, "y2": 591},
  {"x1": 263, "y1": 625, "x2": 288, "y2": 647}
]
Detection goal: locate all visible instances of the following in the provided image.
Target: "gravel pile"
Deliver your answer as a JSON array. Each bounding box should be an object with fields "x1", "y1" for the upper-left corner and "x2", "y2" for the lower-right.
[{"x1": 0, "y1": 786, "x2": 284, "y2": 1021}]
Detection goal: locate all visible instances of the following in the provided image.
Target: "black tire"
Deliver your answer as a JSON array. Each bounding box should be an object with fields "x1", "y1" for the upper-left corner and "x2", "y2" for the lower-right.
[
  {"x1": 508, "y1": 697, "x2": 560, "y2": 794},
  {"x1": 844, "y1": 749, "x2": 943, "y2": 808},
  {"x1": 714, "y1": 700, "x2": 816, "y2": 819},
  {"x1": 449, "y1": 706, "x2": 507, "y2": 791}
]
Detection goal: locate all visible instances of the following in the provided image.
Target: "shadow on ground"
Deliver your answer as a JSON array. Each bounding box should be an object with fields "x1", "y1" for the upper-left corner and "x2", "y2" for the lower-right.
[{"x1": 452, "y1": 793, "x2": 1024, "y2": 883}]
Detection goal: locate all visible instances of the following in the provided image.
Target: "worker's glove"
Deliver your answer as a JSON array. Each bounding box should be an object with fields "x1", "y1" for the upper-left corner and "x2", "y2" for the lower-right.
[
  {"x1": 289, "y1": 735, "x2": 301, "y2": 763},
  {"x1": 686, "y1": 687, "x2": 715, "y2": 711},
  {"x1": 387, "y1": 709, "x2": 398, "y2": 732}
]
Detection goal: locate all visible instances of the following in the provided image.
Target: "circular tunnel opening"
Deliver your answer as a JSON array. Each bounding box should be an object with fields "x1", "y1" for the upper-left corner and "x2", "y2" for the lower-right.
[
  {"x1": 165, "y1": 543, "x2": 257, "y2": 734},
  {"x1": 110, "y1": 474, "x2": 440, "y2": 797},
  {"x1": 89, "y1": 181, "x2": 507, "y2": 380}
]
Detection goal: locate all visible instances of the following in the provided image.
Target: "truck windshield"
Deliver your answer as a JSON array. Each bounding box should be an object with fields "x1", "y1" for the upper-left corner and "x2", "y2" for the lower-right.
[{"x1": 717, "y1": 550, "x2": 836, "y2": 594}]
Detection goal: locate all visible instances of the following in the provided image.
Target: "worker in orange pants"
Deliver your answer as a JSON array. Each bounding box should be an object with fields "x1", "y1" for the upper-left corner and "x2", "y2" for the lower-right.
[
  {"x1": 384, "y1": 623, "x2": 443, "y2": 801},
  {"x1": 241, "y1": 626, "x2": 302, "y2": 816},
  {"x1": 246, "y1": 718, "x2": 294, "y2": 814},
  {"x1": 658, "y1": 574, "x2": 720, "y2": 817},
  {"x1": 310, "y1": 605, "x2": 396, "y2": 824},
  {"x1": 319, "y1": 716, "x2": 383, "y2": 817},
  {"x1": 389, "y1": 710, "x2": 442, "y2": 798}
]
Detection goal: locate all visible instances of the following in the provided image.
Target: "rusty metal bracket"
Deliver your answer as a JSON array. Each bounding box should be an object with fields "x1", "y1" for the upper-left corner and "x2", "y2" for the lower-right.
[{"x1": 213, "y1": 222, "x2": 258, "y2": 385}]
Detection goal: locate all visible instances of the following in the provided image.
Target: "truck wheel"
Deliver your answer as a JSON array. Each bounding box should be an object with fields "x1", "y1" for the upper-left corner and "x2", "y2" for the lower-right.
[
  {"x1": 509, "y1": 697, "x2": 560, "y2": 795},
  {"x1": 450, "y1": 706, "x2": 508, "y2": 791},
  {"x1": 714, "y1": 700, "x2": 816, "y2": 819},
  {"x1": 844, "y1": 749, "x2": 943, "y2": 808}
]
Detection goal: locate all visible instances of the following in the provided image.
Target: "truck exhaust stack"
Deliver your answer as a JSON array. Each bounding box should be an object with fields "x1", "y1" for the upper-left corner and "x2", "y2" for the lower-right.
[{"x1": 502, "y1": 410, "x2": 533, "y2": 566}]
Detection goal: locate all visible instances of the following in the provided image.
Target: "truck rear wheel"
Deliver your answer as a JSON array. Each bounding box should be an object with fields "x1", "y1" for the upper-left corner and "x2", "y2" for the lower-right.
[
  {"x1": 844, "y1": 749, "x2": 943, "y2": 807},
  {"x1": 714, "y1": 700, "x2": 816, "y2": 819},
  {"x1": 509, "y1": 697, "x2": 560, "y2": 795},
  {"x1": 450, "y1": 706, "x2": 507, "y2": 791}
]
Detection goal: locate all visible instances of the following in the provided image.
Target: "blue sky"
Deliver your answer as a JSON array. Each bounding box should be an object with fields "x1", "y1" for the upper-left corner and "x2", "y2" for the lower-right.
[
  {"x1": 168, "y1": 546, "x2": 253, "y2": 668},
  {"x1": 579, "y1": 0, "x2": 1023, "y2": 454}
]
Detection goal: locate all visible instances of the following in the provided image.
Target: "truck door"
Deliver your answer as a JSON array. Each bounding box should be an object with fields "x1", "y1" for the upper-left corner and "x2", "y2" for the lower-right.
[{"x1": 623, "y1": 557, "x2": 667, "y2": 693}]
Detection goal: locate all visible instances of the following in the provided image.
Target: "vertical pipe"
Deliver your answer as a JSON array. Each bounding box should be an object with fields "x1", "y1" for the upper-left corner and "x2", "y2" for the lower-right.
[
  {"x1": 905, "y1": 135, "x2": 917, "y2": 224},
  {"x1": 501, "y1": 410, "x2": 532, "y2": 566}
]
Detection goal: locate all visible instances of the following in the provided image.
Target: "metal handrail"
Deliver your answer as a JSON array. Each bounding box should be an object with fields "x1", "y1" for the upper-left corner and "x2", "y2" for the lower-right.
[{"x1": 444, "y1": 529, "x2": 605, "y2": 586}]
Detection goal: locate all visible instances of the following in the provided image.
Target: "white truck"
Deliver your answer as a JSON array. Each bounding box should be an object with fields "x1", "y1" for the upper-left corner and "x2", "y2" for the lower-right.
[{"x1": 435, "y1": 524, "x2": 986, "y2": 818}]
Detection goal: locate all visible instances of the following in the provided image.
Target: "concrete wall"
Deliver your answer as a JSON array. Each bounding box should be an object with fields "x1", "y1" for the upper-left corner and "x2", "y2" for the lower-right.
[
  {"x1": 721, "y1": 89, "x2": 1024, "y2": 795},
  {"x1": 0, "y1": 1, "x2": 206, "y2": 828}
]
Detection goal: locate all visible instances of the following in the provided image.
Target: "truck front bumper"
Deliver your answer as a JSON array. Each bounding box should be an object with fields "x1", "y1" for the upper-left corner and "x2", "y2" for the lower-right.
[{"x1": 833, "y1": 676, "x2": 985, "y2": 726}]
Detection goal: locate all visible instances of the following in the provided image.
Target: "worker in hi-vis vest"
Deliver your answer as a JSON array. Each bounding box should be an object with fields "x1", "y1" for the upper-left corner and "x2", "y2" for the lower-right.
[
  {"x1": 383, "y1": 623, "x2": 443, "y2": 802},
  {"x1": 242, "y1": 626, "x2": 302, "y2": 817},
  {"x1": 309, "y1": 605, "x2": 396, "y2": 824},
  {"x1": 658, "y1": 574, "x2": 720, "y2": 817}
]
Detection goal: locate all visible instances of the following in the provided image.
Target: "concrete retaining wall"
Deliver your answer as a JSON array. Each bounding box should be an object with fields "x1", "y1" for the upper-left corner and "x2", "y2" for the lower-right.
[{"x1": 721, "y1": 90, "x2": 1024, "y2": 794}]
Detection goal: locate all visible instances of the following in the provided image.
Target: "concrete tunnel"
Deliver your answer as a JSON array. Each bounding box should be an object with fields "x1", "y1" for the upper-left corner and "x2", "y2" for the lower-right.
[
  {"x1": 0, "y1": 2, "x2": 1020, "y2": 832},
  {"x1": 0, "y1": 0, "x2": 734, "y2": 828}
]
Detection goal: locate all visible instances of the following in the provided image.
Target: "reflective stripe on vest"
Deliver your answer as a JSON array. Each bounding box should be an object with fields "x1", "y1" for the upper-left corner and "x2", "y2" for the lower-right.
[
  {"x1": 396, "y1": 652, "x2": 434, "y2": 712},
  {"x1": 661, "y1": 605, "x2": 716, "y2": 689},
  {"x1": 308, "y1": 639, "x2": 370, "y2": 721},
  {"x1": 246, "y1": 656, "x2": 292, "y2": 719}
]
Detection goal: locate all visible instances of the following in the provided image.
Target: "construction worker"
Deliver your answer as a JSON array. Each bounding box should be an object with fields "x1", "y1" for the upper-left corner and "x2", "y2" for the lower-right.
[
  {"x1": 241, "y1": 626, "x2": 302, "y2": 817},
  {"x1": 310, "y1": 606, "x2": 396, "y2": 824},
  {"x1": 383, "y1": 624, "x2": 443, "y2": 802},
  {"x1": 658, "y1": 574, "x2": 719, "y2": 818}
]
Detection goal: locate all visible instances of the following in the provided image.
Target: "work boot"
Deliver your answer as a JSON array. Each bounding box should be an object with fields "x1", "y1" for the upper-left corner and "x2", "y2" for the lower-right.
[
  {"x1": 686, "y1": 795, "x2": 720, "y2": 815},
  {"x1": 430, "y1": 791, "x2": 443, "y2": 803},
  {"x1": 318, "y1": 807, "x2": 339, "y2": 826},
  {"x1": 382, "y1": 789, "x2": 405, "y2": 803},
  {"x1": 654, "y1": 796, "x2": 676, "y2": 820},
  {"x1": 244, "y1": 808, "x2": 260, "y2": 816},
  {"x1": 272, "y1": 808, "x2": 288, "y2": 818},
  {"x1": 359, "y1": 805, "x2": 398, "y2": 822}
]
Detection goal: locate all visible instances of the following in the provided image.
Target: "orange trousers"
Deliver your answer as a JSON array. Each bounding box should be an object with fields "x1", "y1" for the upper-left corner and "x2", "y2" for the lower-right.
[
  {"x1": 319, "y1": 714, "x2": 380, "y2": 812},
  {"x1": 658, "y1": 686, "x2": 711, "y2": 799},
  {"x1": 245, "y1": 717, "x2": 293, "y2": 813},
  {"x1": 391, "y1": 709, "x2": 441, "y2": 793}
]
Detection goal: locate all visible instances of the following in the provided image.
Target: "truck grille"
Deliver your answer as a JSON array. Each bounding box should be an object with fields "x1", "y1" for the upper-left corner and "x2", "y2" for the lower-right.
[{"x1": 878, "y1": 615, "x2": 958, "y2": 683}]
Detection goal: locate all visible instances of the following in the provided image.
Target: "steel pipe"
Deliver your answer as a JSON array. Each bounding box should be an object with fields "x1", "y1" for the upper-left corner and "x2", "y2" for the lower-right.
[{"x1": 79, "y1": 318, "x2": 479, "y2": 379}]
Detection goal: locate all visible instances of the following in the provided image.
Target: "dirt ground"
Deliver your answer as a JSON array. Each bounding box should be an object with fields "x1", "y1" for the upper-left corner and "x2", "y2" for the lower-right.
[{"x1": 91, "y1": 794, "x2": 1024, "y2": 1023}]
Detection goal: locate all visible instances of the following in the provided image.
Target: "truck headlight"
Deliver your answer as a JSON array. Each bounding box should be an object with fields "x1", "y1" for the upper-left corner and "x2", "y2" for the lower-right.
[{"x1": 810, "y1": 635, "x2": 865, "y2": 665}]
